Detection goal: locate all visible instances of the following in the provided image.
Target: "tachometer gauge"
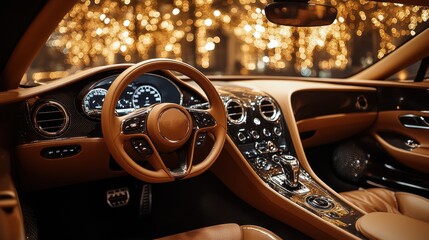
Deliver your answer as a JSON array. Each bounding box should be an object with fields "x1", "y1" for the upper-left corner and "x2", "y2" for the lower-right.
[
  {"x1": 83, "y1": 88, "x2": 107, "y2": 117},
  {"x1": 132, "y1": 85, "x2": 162, "y2": 108}
]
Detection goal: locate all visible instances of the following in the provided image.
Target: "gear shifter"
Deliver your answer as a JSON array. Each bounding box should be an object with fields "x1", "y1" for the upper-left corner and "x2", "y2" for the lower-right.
[{"x1": 278, "y1": 155, "x2": 300, "y2": 188}]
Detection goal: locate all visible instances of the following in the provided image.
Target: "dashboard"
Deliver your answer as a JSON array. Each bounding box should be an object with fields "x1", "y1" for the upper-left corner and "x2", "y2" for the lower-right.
[
  {"x1": 17, "y1": 70, "x2": 207, "y2": 144},
  {"x1": 81, "y1": 73, "x2": 183, "y2": 118}
]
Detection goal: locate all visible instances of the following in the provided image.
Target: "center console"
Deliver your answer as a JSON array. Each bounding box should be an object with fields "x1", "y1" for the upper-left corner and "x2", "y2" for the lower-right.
[{"x1": 219, "y1": 86, "x2": 363, "y2": 236}]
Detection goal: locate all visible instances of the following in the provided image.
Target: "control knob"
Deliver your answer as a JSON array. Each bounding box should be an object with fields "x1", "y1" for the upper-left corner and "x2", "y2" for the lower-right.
[
  {"x1": 255, "y1": 140, "x2": 278, "y2": 153},
  {"x1": 255, "y1": 157, "x2": 271, "y2": 170}
]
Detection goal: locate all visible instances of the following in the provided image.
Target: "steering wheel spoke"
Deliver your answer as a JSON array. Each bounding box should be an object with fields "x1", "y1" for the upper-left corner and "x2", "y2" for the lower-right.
[
  {"x1": 187, "y1": 108, "x2": 217, "y2": 131},
  {"x1": 167, "y1": 147, "x2": 191, "y2": 179},
  {"x1": 118, "y1": 133, "x2": 174, "y2": 177},
  {"x1": 120, "y1": 108, "x2": 150, "y2": 135}
]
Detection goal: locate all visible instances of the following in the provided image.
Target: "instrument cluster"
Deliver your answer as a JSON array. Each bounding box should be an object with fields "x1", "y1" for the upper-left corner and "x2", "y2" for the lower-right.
[{"x1": 81, "y1": 73, "x2": 182, "y2": 118}]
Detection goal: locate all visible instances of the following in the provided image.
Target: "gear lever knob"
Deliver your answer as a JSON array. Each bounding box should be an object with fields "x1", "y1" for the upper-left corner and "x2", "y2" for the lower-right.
[{"x1": 278, "y1": 155, "x2": 300, "y2": 188}]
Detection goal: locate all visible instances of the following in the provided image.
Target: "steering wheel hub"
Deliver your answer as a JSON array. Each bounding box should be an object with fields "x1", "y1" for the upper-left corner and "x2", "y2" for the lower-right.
[
  {"x1": 159, "y1": 108, "x2": 190, "y2": 142},
  {"x1": 147, "y1": 103, "x2": 192, "y2": 152}
]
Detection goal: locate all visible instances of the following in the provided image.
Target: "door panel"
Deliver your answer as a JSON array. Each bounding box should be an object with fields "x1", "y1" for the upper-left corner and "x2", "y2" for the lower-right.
[
  {"x1": 361, "y1": 86, "x2": 429, "y2": 196},
  {"x1": 301, "y1": 84, "x2": 429, "y2": 197},
  {"x1": 372, "y1": 110, "x2": 429, "y2": 174},
  {"x1": 0, "y1": 149, "x2": 25, "y2": 240}
]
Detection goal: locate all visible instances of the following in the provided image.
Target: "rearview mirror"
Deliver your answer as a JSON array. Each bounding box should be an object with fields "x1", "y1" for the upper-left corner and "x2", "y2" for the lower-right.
[{"x1": 264, "y1": 2, "x2": 337, "y2": 27}]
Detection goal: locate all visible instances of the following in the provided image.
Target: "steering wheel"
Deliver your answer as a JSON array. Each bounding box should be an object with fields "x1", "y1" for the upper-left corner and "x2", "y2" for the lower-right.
[{"x1": 101, "y1": 59, "x2": 227, "y2": 183}]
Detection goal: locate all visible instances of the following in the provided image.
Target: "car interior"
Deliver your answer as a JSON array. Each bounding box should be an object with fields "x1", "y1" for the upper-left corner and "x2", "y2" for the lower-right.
[{"x1": 0, "y1": 0, "x2": 429, "y2": 239}]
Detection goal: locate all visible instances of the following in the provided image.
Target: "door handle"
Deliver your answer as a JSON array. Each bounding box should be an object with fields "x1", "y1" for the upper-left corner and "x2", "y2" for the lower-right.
[
  {"x1": 0, "y1": 191, "x2": 17, "y2": 209},
  {"x1": 399, "y1": 114, "x2": 429, "y2": 130}
]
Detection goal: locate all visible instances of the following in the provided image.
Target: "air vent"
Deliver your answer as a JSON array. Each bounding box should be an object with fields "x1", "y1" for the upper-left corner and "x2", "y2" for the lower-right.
[
  {"x1": 355, "y1": 95, "x2": 368, "y2": 111},
  {"x1": 32, "y1": 101, "x2": 69, "y2": 136},
  {"x1": 258, "y1": 97, "x2": 280, "y2": 122},
  {"x1": 225, "y1": 98, "x2": 246, "y2": 124}
]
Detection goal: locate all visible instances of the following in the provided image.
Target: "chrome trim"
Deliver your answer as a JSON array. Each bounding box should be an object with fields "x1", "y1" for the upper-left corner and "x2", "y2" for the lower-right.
[
  {"x1": 405, "y1": 139, "x2": 419, "y2": 148},
  {"x1": 278, "y1": 155, "x2": 300, "y2": 188},
  {"x1": 189, "y1": 102, "x2": 210, "y2": 110},
  {"x1": 365, "y1": 180, "x2": 388, "y2": 188},
  {"x1": 82, "y1": 87, "x2": 107, "y2": 119},
  {"x1": 355, "y1": 95, "x2": 368, "y2": 111},
  {"x1": 399, "y1": 114, "x2": 429, "y2": 130},
  {"x1": 225, "y1": 98, "x2": 247, "y2": 124},
  {"x1": 258, "y1": 97, "x2": 280, "y2": 122},
  {"x1": 306, "y1": 195, "x2": 335, "y2": 210},
  {"x1": 169, "y1": 162, "x2": 188, "y2": 179},
  {"x1": 32, "y1": 100, "x2": 70, "y2": 137},
  {"x1": 80, "y1": 75, "x2": 117, "y2": 119},
  {"x1": 106, "y1": 187, "x2": 130, "y2": 208},
  {"x1": 403, "y1": 124, "x2": 429, "y2": 130},
  {"x1": 394, "y1": 180, "x2": 429, "y2": 191}
]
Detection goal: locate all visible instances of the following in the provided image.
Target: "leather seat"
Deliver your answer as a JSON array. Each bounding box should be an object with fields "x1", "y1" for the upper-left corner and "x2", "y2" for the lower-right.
[
  {"x1": 341, "y1": 188, "x2": 429, "y2": 222},
  {"x1": 155, "y1": 223, "x2": 282, "y2": 240}
]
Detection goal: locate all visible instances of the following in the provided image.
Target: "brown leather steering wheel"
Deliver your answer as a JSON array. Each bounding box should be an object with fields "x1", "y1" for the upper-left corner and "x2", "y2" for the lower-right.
[{"x1": 101, "y1": 59, "x2": 226, "y2": 183}]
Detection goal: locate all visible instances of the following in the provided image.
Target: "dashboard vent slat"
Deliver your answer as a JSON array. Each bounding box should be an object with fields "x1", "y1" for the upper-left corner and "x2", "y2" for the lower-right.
[
  {"x1": 32, "y1": 101, "x2": 69, "y2": 136},
  {"x1": 225, "y1": 98, "x2": 246, "y2": 124},
  {"x1": 258, "y1": 97, "x2": 280, "y2": 122}
]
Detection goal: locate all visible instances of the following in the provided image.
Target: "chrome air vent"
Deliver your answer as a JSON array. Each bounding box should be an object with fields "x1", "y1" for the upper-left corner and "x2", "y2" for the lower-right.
[
  {"x1": 32, "y1": 101, "x2": 69, "y2": 136},
  {"x1": 258, "y1": 97, "x2": 280, "y2": 122},
  {"x1": 225, "y1": 98, "x2": 246, "y2": 124}
]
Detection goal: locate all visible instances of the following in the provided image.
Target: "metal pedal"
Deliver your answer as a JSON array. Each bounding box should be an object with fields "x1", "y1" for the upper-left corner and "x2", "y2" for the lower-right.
[
  {"x1": 139, "y1": 184, "x2": 152, "y2": 217},
  {"x1": 106, "y1": 187, "x2": 130, "y2": 208}
]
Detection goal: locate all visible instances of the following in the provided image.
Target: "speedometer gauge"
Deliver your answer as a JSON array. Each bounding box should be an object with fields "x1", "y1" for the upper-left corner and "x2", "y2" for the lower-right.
[
  {"x1": 83, "y1": 88, "x2": 107, "y2": 116},
  {"x1": 132, "y1": 85, "x2": 162, "y2": 108}
]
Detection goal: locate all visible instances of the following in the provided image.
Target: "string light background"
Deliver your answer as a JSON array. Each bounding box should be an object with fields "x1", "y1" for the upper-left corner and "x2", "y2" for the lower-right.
[{"x1": 25, "y1": 0, "x2": 429, "y2": 84}]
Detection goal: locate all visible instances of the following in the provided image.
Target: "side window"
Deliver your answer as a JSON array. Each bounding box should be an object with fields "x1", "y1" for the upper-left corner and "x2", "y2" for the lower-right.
[{"x1": 388, "y1": 60, "x2": 429, "y2": 81}]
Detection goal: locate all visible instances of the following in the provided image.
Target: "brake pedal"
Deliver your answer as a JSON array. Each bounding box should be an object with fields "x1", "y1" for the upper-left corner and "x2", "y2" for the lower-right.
[{"x1": 106, "y1": 187, "x2": 130, "y2": 208}]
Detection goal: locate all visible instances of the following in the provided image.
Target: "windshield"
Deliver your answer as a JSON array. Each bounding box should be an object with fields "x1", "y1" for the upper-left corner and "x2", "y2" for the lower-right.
[{"x1": 23, "y1": 0, "x2": 429, "y2": 86}]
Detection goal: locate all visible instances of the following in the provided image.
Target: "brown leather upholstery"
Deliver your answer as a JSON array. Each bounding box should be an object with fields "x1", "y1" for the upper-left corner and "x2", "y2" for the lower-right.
[
  {"x1": 341, "y1": 188, "x2": 429, "y2": 222},
  {"x1": 356, "y1": 212, "x2": 429, "y2": 240},
  {"x1": 241, "y1": 225, "x2": 282, "y2": 240},
  {"x1": 155, "y1": 223, "x2": 282, "y2": 240}
]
